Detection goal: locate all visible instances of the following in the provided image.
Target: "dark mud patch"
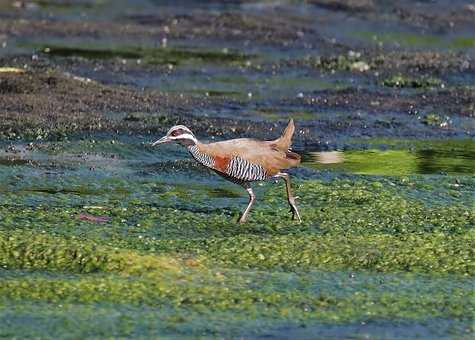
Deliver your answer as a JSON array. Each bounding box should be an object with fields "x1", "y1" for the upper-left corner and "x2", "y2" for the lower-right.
[
  {"x1": 309, "y1": 0, "x2": 475, "y2": 34},
  {"x1": 388, "y1": 2, "x2": 475, "y2": 32},
  {"x1": 281, "y1": 51, "x2": 472, "y2": 74},
  {"x1": 0, "y1": 9, "x2": 335, "y2": 52},
  {"x1": 0, "y1": 157, "x2": 36, "y2": 166},
  {"x1": 282, "y1": 87, "x2": 475, "y2": 118},
  {"x1": 0, "y1": 66, "x2": 235, "y2": 140},
  {"x1": 123, "y1": 10, "x2": 330, "y2": 49},
  {"x1": 0, "y1": 66, "x2": 473, "y2": 145}
]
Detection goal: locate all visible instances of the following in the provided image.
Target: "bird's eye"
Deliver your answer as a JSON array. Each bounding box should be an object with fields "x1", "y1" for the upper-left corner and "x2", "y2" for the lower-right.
[{"x1": 171, "y1": 130, "x2": 180, "y2": 137}]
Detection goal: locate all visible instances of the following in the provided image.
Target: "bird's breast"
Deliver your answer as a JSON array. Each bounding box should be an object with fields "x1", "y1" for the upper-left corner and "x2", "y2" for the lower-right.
[
  {"x1": 188, "y1": 145, "x2": 231, "y2": 172},
  {"x1": 187, "y1": 145, "x2": 214, "y2": 168}
]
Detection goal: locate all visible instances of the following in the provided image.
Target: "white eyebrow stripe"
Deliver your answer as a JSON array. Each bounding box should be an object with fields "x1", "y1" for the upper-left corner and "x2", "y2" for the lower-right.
[
  {"x1": 169, "y1": 125, "x2": 191, "y2": 134},
  {"x1": 173, "y1": 133, "x2": 197, "y2": 144}
]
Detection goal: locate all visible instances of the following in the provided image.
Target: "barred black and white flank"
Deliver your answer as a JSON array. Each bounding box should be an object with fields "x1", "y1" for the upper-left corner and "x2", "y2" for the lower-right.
[{"x1": 226, "y1": 156, "x2": 268, "y2": 182}]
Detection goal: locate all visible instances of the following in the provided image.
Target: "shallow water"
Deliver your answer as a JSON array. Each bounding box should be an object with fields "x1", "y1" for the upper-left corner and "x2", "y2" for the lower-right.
[
  {"x1": 1, "y1": 140, "x2": 474, "y2": 337},
  {"x1": 304, "y1": 139, "x2": 475, "y2": 175}
]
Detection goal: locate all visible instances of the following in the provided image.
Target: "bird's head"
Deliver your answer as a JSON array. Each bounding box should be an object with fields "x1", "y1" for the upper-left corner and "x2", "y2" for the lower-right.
[{"x1": 151, "y1": 125, "x2": 197, "y2": 147}]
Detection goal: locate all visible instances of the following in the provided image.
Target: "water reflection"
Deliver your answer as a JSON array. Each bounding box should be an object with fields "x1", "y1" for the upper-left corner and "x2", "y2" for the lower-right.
[
  {"x1": 312, "y1": 151, "x2": 344, "y2": 164},
  {"x1": 305, "y1": 147, "x2": 475, "y2": 176}
]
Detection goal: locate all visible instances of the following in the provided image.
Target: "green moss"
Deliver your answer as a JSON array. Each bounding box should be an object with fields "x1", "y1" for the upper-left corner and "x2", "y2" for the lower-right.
[
  {"x1": 450, "y1": 37, "x2": 475, "y2": 49},
  {"x1": 1, "y1": 178, "x2": 473, "y2": 274},
  {"x1": 0, "y1": 273, "x2": 473, "y2": 320},
  {"x1": 309, "y1": 54, "x2": 368, "y2": 72},
  {"x1": 0, "y1": 138, "x2": 473, "y2": 337},
  {"x1": 1, "y1": 266, "x2": 473, "y2": 326},
  {"x1": 1, "y1": 282, "x2": 472, "y2": 338},
  {"x1": 348, "y1": 138, "x2": 475, "y2": 151},
  {"x1": 32, "y1": 43, "x2": 252, "y2": 65},
  {"x1": 0, "y1": 230, "x2": 181, "y2": 275},
  {"x1": 157, "y1": 233, "x2": 474, "y2": 275},
  {"x1": 382, "y1": 74, "x2": 442, "y2": 88},
  {"x1": 421, "y1": 113, "x2": 445, "y2": 126}
]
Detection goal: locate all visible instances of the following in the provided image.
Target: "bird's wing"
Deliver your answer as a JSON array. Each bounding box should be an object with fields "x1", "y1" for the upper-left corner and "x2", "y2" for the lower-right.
[{"x1": 199, "y1": 138, "x2": 300, "y2": 176}]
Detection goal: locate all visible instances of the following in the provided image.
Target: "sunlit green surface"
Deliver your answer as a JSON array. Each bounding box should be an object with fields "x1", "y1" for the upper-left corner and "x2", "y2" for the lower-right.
[
  {"x1": 304, "y1": 139, "x2": 475, "y2": 176},
  {"x1": 0, "y1": 137, "x2": 474, "y2": 337}
]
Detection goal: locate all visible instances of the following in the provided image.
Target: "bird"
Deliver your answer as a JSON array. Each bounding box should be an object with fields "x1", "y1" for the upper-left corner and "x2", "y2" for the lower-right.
[{"x1": 151, "y1": 119, "x2": 301, "y2": 223}]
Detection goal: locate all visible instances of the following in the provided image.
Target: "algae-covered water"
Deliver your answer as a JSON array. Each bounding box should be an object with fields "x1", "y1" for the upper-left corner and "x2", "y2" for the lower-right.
[
  {"x1": 1, "y1": 0, "x2": 474, "y2": 338},
  {"x1": 1, "y1": 136, "x2": 474, "y2": 338}
]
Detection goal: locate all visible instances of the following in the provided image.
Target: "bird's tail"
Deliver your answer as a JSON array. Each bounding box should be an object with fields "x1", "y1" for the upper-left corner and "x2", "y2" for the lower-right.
[{"x1": 274, "y1": 119, "x2": 295, "y2": 151}]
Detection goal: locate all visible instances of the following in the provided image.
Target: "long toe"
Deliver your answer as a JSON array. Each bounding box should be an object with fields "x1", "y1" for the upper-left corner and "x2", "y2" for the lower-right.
[
  {"x1": 238, "y1": 214, "x2": 247, "y2": 224},
  {"x1": 289, "y1": 206, "x2": 301, "y2": 223},
  {"x1": 294, "y1": 209, "x2": 302, "y2": 223}
]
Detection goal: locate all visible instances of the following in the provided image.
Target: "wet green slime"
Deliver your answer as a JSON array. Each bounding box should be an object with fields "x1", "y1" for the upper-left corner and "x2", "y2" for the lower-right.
[{"x1": 0, "y1": 152, "x2": 473, "y2": 336}]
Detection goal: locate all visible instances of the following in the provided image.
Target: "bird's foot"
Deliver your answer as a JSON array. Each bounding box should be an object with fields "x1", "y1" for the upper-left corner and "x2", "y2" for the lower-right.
[
  {"x1": 289, "y1": 207, "x2": 302, "y2": 223},
  {"x1": 237, "y1": 213, "x2": 247, "y2": 224},
  {"x1": 288, "y1": 197, "x2": 302, "y2": 223}
]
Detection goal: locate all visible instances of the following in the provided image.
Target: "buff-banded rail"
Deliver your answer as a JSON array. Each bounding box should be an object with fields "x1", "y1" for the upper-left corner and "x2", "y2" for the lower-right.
[{"x1": 152, "y1": 119, "x2": 301, "y2": 223}]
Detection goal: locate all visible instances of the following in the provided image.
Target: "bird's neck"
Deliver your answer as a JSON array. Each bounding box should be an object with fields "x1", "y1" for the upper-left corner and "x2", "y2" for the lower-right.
[{"x1": 187, "y1": 142, "x2": 214, "y2": 168}]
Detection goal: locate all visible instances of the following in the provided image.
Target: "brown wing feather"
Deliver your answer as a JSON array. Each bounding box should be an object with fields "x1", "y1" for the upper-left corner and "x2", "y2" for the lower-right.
[
  {"x1": 196, "y1": 120, "x2": 299, "y2": 176},
  {"x1": 272, "y1": 119, "x2": 295, "y2": 152},
  {"x1": 198, "y1": 138, "x2": 300, "y2": 176}
]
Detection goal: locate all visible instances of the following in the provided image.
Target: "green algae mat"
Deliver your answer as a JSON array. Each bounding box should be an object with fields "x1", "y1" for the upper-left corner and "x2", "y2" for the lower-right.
[{"x1": 0, "y1": 138, "x2": 474, "y2": 338}]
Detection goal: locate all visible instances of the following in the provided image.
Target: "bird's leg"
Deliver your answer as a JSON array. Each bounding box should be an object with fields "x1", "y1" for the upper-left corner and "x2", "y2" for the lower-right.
[
  {"x1": 275, "y1": 172, "x2": 301, "y2": 223},
  {"x1": 238, "y1": 185, "x2": 255, "y2": 224}
]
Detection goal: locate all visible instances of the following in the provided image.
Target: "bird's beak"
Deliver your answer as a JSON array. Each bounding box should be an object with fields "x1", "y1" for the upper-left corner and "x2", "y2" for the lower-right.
[{"x1": 151, "y1": 136, "x2": 170, "y2": 146}]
